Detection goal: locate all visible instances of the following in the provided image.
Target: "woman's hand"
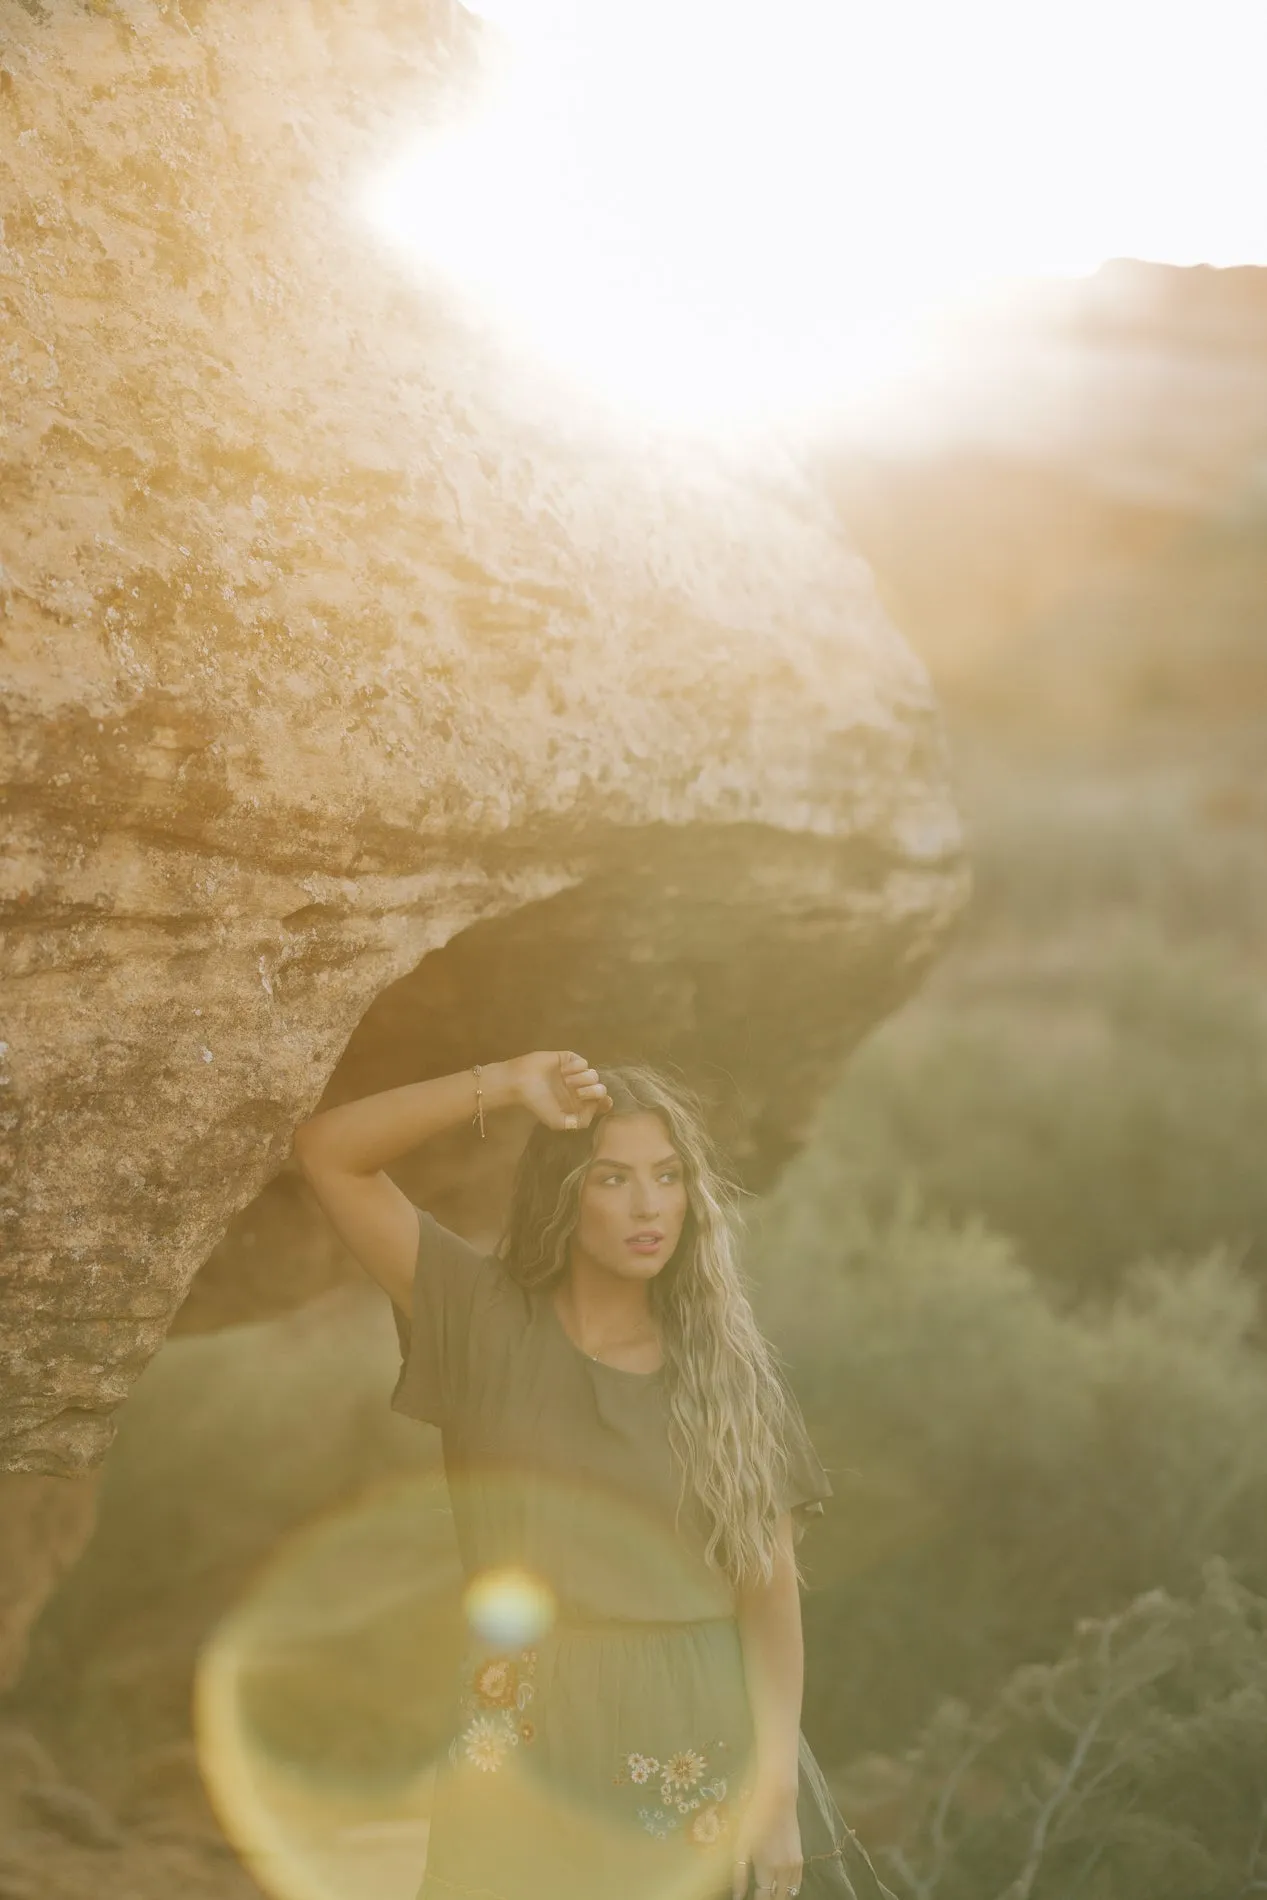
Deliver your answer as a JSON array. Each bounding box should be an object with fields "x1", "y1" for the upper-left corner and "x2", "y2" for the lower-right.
[
  {"x1": 510, "y1": 1051, "x2": 613, "y2": 1131},
  {"x1": 733, "y1": 1791, "x2": 803, "y2": 1900}
]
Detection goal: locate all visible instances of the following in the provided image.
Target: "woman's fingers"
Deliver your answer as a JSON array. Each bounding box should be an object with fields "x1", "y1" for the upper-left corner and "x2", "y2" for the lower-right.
[
  {"x1": 551, "y1": 1054, "x2": 613, "y2": 1119},
  {"x1": 563, "y1": 1066, "x2": 611, "y2": 1105},
  {"x1": 751, "y1": 1863, "x2": 803, "y2": 1896},
  {"x1": 731, "y1": 1851, "x2": 751, "y2": 1900}
]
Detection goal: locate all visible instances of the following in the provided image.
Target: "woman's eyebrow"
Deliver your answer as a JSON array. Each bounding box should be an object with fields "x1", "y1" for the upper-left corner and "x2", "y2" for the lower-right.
[{"x1": 589, "y1": 1153, "x2": 681, "y2": 1171}]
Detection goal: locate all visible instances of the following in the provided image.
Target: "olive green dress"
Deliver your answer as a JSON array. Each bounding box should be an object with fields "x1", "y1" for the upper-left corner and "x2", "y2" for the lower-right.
[{"x1": 391, "y1": 1208, "x2": 896, "y2": 1900}]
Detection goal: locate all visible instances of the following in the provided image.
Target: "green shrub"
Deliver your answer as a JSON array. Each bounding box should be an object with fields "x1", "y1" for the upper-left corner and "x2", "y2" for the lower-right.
[
  {"x1": 954, "y1": 749, "x2": 1267, "y2": 954},
  {"x1": 793, "y1": 929, "x2": 1267, "y2": 1296},
  {"x1": 748, "y1": 1192, "x2": 1267, "y2": 1764},
  {"x1": 861, "y1": 1557, "x2": 1267, "y2": 1900}
]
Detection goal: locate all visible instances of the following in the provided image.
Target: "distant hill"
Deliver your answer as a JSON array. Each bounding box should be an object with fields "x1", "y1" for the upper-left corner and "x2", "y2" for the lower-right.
[{"x1": 814, "y1": 260, "x2": 1267, "y2": 730}]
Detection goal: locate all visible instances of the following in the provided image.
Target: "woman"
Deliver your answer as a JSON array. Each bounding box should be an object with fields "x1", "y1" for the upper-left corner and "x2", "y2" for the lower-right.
[{"x1": 294, "y1": 1049, "x2": 895, "y2": 1900}]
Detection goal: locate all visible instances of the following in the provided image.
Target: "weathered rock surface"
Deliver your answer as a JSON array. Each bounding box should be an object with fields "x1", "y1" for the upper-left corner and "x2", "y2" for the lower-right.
[
  {"x1": 0, "y1": 1718, "x2": 255, "y2": 1900},
  {"x1": 0, "y1": 1475, "x2": 99, "y2": 1693},
  {"x1": 0, "y1": 0, "x2": 966, "y2": 1510}
]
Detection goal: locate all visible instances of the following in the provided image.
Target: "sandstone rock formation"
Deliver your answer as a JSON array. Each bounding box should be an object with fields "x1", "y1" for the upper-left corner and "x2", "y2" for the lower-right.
[
  {"x1": 0, "y1": 0, "x2": 966, "y2": 1590},
  {"x1": 0, "y1": 1473, "x2": 100, "y2": 1695}
]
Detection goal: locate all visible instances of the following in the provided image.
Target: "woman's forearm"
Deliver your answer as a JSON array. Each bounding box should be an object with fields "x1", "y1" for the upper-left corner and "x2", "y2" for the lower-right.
[
  {"x1": 292, "y1": 1059, "x2": 522, "y2": 1176},
  {"x1": 736, "y1": 1515, "x2": 805, "y2": 1804}
]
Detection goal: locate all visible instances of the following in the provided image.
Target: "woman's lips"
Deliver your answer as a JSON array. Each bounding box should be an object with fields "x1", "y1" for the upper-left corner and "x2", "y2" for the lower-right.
[{"x1": 625, "y1": 1234, "x2": 663, "y2": 1253}]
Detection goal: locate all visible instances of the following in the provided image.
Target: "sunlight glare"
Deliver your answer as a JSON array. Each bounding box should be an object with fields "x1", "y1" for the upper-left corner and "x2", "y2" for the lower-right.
[
  {"x1": 358, "y1": 0, "x2": 1266, "y2": 435},
  {"x1": 464, "y1": 1567, "x2": 558, "y2": 1648}
]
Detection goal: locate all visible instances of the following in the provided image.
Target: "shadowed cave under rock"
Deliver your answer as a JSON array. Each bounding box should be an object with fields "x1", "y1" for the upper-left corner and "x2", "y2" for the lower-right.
[{"x1": 180, "y1": 819, "x2": 962, "y2": 1335}]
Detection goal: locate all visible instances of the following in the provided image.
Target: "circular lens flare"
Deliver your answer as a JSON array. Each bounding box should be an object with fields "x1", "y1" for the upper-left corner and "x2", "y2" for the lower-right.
[
  {"x1": 194, "y1": 1465, "x2": 886, "y2": 1899},
  {"x1": 463, "y1": 1566, "x2": 557, "y2": 1648},
  {"x1": 194, "y1": 1469, "x2": 462, "y2": 1900}
]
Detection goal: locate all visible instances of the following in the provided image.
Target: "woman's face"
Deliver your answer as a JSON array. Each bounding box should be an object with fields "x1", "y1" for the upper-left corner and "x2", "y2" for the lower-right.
[{"x1": 571, "y1": 1111, "x2": 689, "y2": 1281}]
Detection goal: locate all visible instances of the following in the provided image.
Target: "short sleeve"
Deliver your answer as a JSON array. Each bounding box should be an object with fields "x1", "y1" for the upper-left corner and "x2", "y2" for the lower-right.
[
  {"x1": 389, "y1": 1207, "x2": 489, "y2": 1428},
  {"x1": 777, "y1": 1396, "x2": 833, "y2": 1540}
]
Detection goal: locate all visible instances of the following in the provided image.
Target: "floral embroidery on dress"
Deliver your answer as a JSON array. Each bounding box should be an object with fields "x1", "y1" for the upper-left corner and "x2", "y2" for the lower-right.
[
  {"x1": 615, "y1": 1740, "x2": 733, "y2": 1844},
  {"x1": 450, "y1": 1646, "x2": 538, "y2": 1773},
  {"x1": 660, "y1": 1749, "x2": 708, "y2": 1800}
]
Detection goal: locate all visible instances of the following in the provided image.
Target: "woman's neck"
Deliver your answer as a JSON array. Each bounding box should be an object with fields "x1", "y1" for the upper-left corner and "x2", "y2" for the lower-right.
[{"x1": 554, "y1": 1248, "x2": 661, "y2": 1366}]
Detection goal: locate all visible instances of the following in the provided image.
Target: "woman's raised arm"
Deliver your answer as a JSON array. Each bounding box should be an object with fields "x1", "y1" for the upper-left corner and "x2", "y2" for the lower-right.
[{"x1": 291, "y1": 1052, "x2": 611, "y2": 1309}]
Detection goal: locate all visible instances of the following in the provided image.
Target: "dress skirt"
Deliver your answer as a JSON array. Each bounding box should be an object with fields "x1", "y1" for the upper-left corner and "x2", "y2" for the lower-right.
[{"x1": 418, "y1": 1616, "x2": 897, "y2": 1900}]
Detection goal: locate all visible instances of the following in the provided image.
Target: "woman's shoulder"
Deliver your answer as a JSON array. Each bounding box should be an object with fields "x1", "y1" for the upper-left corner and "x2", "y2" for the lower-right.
[{"x1": 414, "y1": 1208, "x2": 530, "y2": 1320}]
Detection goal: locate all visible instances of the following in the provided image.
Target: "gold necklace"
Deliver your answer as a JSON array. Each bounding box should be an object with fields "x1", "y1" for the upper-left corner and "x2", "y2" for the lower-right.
[
  {"x1": 564, "y1": 1304, "x2": 658, "y2": 1362},
  {"x1": 585, "y1": 1326, "x2": 658, "y2": 1363}
]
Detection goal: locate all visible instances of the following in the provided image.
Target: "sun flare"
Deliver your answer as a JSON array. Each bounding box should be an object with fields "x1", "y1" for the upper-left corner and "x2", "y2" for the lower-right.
[{"x1": 359, "y1": 0, "x2": 1263, "y2": 436}]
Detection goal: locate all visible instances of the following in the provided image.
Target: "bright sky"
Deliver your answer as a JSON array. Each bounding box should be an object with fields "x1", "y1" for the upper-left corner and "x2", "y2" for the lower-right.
[{"x1": 360, "y1": 0, "x2": 1267, "y2": 434}]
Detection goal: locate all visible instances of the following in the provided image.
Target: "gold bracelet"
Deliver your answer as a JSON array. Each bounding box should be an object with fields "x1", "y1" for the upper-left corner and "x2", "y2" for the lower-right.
[{"x1": 472, "y1": 1064, "x2": 486, "y2": 1140}]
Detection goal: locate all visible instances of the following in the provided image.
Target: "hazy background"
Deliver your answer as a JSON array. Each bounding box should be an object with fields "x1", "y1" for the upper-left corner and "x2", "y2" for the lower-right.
[{"x1": 5, "y1": 3, "x2": 1267, "y2": 1898}]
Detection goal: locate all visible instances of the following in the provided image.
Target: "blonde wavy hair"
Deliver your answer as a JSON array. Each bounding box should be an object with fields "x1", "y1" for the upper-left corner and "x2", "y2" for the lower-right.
[{"x1": 495, "y1": 1061, "x2": 799, "y2": 1589}]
